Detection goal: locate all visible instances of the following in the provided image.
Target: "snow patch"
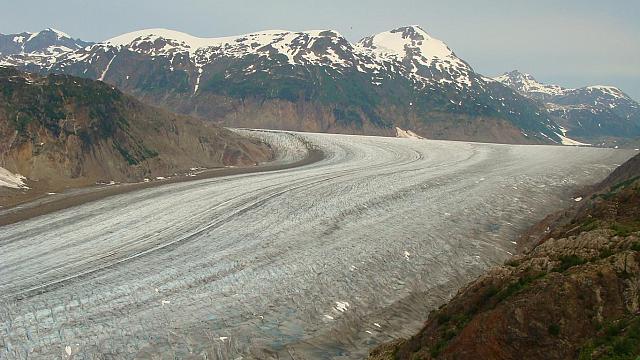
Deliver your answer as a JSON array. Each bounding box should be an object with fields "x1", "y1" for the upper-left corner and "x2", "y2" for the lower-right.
[
  {"x1": 0, "y1": 166, "x2": 28, "y2": 189},
  {"x1": 556, "y1": 127, "x2": 590, "y2": 146},
  {"x1": 46, "y1": 28, "x2": 72, "y2": 39},
  {"x1": 335, "y1": 301, "x2": 350, "y2": 312},
  {"x1": 558, "y1": 134, "x2": 591, "y2": 146},
  {"x1": 98, "y1": 55, "x2": 116, "y2": 81},
  {"x1": 395, "y1": 127, "x2": 424, "y2": 139},
  {"x1": 494, "y1": 71, "x2": 567, "y2": 97}
]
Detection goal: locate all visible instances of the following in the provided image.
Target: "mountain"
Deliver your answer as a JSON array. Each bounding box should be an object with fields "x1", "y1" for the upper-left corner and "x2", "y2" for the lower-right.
[
  {"x1": 0, "y1": 26, "x2": 565, "y2": 144},
  {"x1": 0, "y1": 67, "x2": 271, "y2": 204},
  {"x1": 495, "y1": 70, "x2": 640, "y2": 143},
  {"x1": 370, "y1": 152, "x2": 640, "y2": 360},
  {"x1": 0, "y1": 28, "x2": 93, "y2": 68}
]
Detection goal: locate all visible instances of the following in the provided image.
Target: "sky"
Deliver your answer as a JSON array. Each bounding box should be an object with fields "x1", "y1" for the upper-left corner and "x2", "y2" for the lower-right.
[{"x1": 2, "y1": 0, "x2": 639, "y2": 99}]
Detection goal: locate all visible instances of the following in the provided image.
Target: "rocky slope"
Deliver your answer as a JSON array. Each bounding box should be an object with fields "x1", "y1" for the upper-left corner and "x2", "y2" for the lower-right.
[
  {"x1": 1, "y1": 26, "x2": 565, "y2": 144},
  {"x1": 370, "y1": 152, "x2": 640, "y2": 360},
  {"x1": 0, "y1": 67, "x2": 271, "y2": 205},
  {"x1": 495, "y1": 70, "x2": 640, "y2": 145}
]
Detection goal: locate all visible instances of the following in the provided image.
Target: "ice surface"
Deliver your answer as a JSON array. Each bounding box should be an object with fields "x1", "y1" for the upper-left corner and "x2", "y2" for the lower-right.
[{"x1": 0, "y1": 131, "x2": 634, "y2": 359}]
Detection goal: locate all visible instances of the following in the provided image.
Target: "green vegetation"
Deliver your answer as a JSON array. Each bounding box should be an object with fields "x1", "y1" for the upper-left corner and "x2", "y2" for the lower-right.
[
  {"x1": 599, "y1": 177, "x2": 640, "y2": 201},
  {"x1": 610, "y1": 176, "x2": 640, "y2": 194},
  {"x1": 113, "y1": 139, "x2": 159, "y2": 165},
  {"x1": 495, "y1": 272, "x2": 545, "y2": 302},
  {"x1": 579, "y1": 317, "x2": 640, "y2": 359},
  {"x1": 548, "y1": 323, "x2": 561, "y2": 336},
  {"x1": 12, "y1": 112, "x2": 34, "y2": 133},
  {"x1": 581, "y1": 218, "x2": 600, "y2": 232},
  {"x1": 113, "y1": 141, "x2": 139, "y2": 165},
  {"x1": 599, "y1": 248, "x2": 615, "y2": 259},
  {"x1": 0, "y1": 71, "x2": 129, "y2": 139},
  {"x1": 437, "y1": 313, "x2": 451, "y2": 325},
  {"x1": 610, "y1": 222, "x2": 640, "y2": 237},
  {"x1": 201, "y1": 62, "x2": 395, "y2": 128},
  {"x1": 505, "y1": 259, "x2": 520, "y2": 267},
  {"x1": 554, "y1": 255, "x2": 587, "y2": 272},
  {"x1": 430, "y1": 338, "x2": 448, "y2": 358}
]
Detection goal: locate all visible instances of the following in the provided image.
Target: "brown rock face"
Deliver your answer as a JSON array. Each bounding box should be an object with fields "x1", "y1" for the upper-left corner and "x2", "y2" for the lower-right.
[{"x1": 0, "y1": 68, "x2": 272, "y2": 205}]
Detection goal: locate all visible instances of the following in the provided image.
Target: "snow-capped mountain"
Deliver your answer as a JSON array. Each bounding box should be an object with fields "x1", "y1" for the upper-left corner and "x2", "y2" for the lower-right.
[
  {"x1": 356, "y1": 26, "x2": 473, "y2": 89},
  {"x1": 1, "y1": 26, "x2": 567, "y2": 144},
  {"x1": 493, "y1": 70, "x2": 566, "y2": 101},
  {"x1": 495, "y1": 70, "x2": 640, "y2": 141},
  {"x1": 0, "y1": 28, "x2": 92, "y2": 67}
]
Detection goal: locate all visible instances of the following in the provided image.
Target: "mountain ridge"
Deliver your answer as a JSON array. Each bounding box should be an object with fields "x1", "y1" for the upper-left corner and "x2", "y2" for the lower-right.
[
  {"x1": 3, "y1": 26, "x2": 634, "y2": 145},
  {"x1": 495, "y1": 70, "x2": 640, "y2": 144}
]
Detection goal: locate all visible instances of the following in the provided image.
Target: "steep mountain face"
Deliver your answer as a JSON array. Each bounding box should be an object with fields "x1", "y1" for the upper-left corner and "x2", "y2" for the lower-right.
[
  {"x1": 370, "y1": 152, "x2": 640, "y2": 360},
  {"x1": 495, "y1": 70, "x2": 640, "y2": 143},
  {"x1": 0, "y1": 67, "x2": 271, "y2": 204},
  {"x1": 1, "y1": 26, "x2": 564, "y2": 144}
]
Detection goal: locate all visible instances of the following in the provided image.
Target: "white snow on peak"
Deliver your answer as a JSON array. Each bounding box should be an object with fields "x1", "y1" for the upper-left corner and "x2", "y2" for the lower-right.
[
  {"x1": 495, "y1": 72, "x2": 633, "y2": 105},
  {"x1": 356, "y1": 25, "x2": 474, "y2": 88},
  {"x1": 106, "y1": 28, "x2": 223, "y2": 49},
  {"x1": 584, "y1": 85, "x2": 626, "y2": 98},
  {"x1": 494, "y1": 71, "x2": 567, "y2": 97},
  {"x1": 102, "y1": 28, "x2": 354, "y2": 68},
  {"x1": 26, "y1": 28, "x2": 72, "y2": 43},
  {"x1": 44, "y1": 28, "x2": 72, "y2": 39},
  {"x1": 108, "y1": 28, "x2": 340, "y2": 51},
  {"x1": 359, "y1": 25, "x2": 456, "y2": 63},
  {"x1": 12, "y1": 34, "x2": 31, "y2": 44}
]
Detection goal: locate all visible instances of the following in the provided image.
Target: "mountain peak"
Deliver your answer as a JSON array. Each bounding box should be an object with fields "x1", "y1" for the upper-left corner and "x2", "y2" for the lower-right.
[
  {"x1": 584, "y1": 85, "x2": 626, "y2": 97},
  {"x1": 494, "y1": 70, "x2": 566, "y2": 98},
  {"x1": 41, "y1": 28, "x2": 72, "y2": 39},
  {"x1": 496, "y1": 70, "x2": 538, "y2": 83},
  {"x1": 106, "y1": 28, "x2": 346, "y2": 47},
  {"x1": 357, "y1": 25, "x2": 456, "y2": 62},
  {"x1": 355, "y1": 25, "x2": 473, "y2": 88},
  {"x1": 390, "y1": 25, "x2": 429, "y2": 38}
]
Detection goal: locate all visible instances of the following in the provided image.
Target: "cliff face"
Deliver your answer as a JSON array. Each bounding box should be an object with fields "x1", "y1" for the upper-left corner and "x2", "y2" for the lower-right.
[
  {"x1": 0, "y1": 67, "x2": 272, "y2": 204},
  {"x1": 371, "y1": 153, "x2": 640, "y2": 360}
]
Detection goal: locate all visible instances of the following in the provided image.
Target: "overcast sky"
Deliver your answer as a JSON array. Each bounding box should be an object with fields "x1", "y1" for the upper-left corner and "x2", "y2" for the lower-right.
[{"x1": 2, "y1": 0, "x2": 639, "y2": 99}]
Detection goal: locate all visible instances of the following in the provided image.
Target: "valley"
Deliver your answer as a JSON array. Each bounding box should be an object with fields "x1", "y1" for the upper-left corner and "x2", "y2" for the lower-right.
[{"x1": 0, "y1": 130, "x2": 634, "y2": 359}]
